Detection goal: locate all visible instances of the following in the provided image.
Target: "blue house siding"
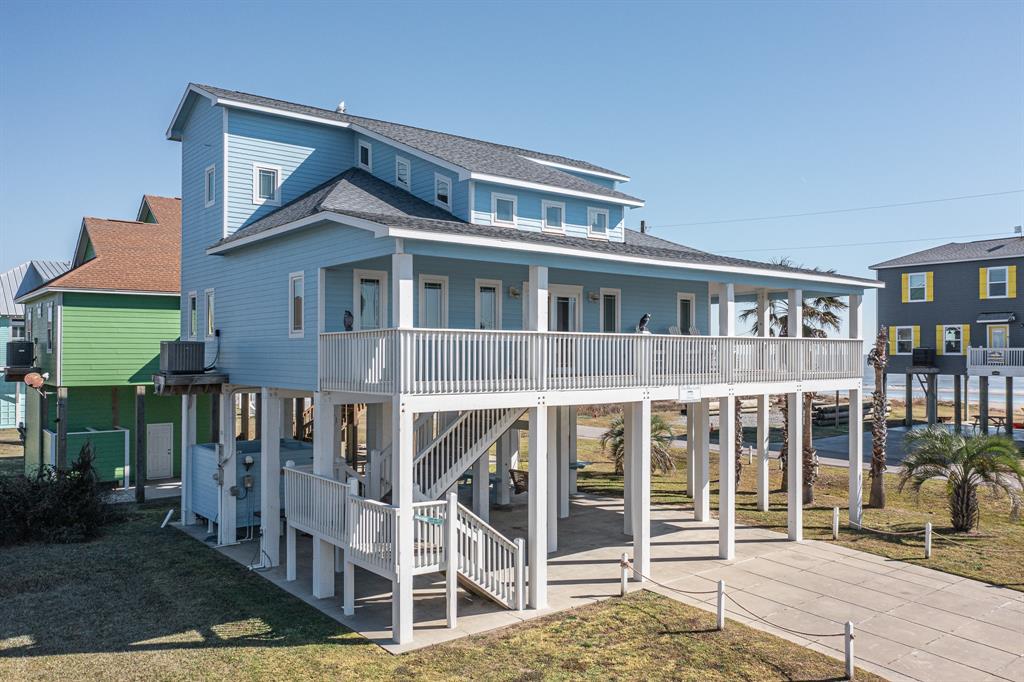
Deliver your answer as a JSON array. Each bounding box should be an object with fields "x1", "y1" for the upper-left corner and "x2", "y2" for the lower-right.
[
  {"x1": 0, "y1": 317, "x2": 24, "y2": 428},
  {"x1": 351, "y1": 133, "x2": 463, "y2": 219},
  {"x1": 470, "y1": 181, "x2": 625, "y2": 242}
]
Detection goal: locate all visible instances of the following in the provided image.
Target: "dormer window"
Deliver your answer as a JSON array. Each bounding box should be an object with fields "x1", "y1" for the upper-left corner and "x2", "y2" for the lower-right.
[
  {"x1": 542, "y1": 200, "x2": 564, "y2": 232},
  {"x1": 358, "y1": 141, "x2": 372, "y2": 172},
  {"x1": 588, "y1": 207, "x2": 609, "y2": 238},
  {"x1": 252, "y1": 164, "x2": 281, "y2": 206},
  {"x1": 435, "y1": 174, "x2": 451, "y2": 210},
  {"x1": 395, "y1": 156, "x2": 410, "y2": 190},
  {"x1": 492, "y1": 194, "x2": 516, "y2": 226}
]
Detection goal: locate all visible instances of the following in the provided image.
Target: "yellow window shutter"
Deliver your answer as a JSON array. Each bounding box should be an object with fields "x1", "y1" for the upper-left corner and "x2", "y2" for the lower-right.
[
  {"x1": 935, "y1": 325, "x2": 944, "y2": 355},
  {"x1": 888, "y1": 326, "x2": 897, "y2": 355},
  {"x1": 925, "y1": 272, "x2": 934, "y2": 301},
  {"x1": 962, "y1": 324, "x2": 970, "y2": 352},
  {"x1": 979, "y1": 267, "x2": 988, "y2": 299},
  {"x1": 912, "y1": 325, "x2": 920, "y2": 348},
  {"x1": 901, "y1": 273, "x2": 910, "y2": 303},
  {"x1": 1008, "y1": 265, "x2": 1017, "y2": 298}
]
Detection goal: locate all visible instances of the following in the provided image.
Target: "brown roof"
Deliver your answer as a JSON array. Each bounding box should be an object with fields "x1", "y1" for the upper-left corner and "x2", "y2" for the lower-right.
[{"x1": 39, "y1": 199, "x2": 181, "y2": 295}]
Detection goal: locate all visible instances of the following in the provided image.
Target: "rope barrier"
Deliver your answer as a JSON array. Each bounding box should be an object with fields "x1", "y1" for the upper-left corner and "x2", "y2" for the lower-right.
[
  {"x1": 849, "y1": 523, "x2": 925, "y2": 537},
  {"x1": 930, "y1": 530, "x2": 1024, "y2": 555},
  {"x1": 619, "y1": 558, "x2": 718, "y2": 595}
]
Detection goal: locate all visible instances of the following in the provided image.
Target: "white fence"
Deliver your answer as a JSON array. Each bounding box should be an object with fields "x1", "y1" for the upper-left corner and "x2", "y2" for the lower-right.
[
  {"x1": 320, "y1": 329, "x2": 863, "y2": 395},
  {"x1": 968, "y1": 347, "x2": 1024, "y2": 375}
]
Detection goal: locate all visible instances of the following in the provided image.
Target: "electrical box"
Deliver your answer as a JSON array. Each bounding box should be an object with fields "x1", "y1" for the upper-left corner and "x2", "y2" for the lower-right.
[{"x1": 243, "y1": 474, "x2": 254, "y2": 489}]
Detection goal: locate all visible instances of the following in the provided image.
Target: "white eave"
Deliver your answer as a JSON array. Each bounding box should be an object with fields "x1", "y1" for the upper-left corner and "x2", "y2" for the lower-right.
[
  {"x1": 16, "y1": 287, "x2": 180, "y2": 304},
  {"x1": 520, "y1": 156, "x2": 631, "y2": 183}
]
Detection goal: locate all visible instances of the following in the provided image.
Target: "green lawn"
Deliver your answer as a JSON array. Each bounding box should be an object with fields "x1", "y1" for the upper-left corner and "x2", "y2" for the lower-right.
[{"x1": 0, "y1": 504, "x2": 881, "y2": 681}]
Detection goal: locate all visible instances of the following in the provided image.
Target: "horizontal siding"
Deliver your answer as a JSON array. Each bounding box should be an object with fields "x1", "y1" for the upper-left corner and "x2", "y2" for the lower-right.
[
  {"x1": 22, "y1": 294, "x2": 58, "y2": 381},
  {"x1": 471, "y1": 181, "x2": 625, "y2": 242},
  {"x1": 352, "y1": 133, "x2": 464, "y2": 219}
]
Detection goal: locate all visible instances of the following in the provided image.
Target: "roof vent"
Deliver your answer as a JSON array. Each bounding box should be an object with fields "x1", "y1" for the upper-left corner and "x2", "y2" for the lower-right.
[{"x1": 336, "y1": 100, "x2": 346, "y2": 114}]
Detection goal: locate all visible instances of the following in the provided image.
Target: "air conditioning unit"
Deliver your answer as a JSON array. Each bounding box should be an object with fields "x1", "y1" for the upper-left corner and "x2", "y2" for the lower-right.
[
  {"x1": 160, "y1": 340, "x2": 205, "y2": 374},
  {"x1": 5, "y1": 341, "x2": 33, "y2": 369},
  {"x1": 911, "y1": 348, "x2": 936, "y2": 367}
]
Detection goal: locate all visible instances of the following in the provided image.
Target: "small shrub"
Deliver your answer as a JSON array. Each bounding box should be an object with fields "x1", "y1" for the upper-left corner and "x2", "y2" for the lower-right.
[{"x1": 0, "y1": 441, "x2": 118, "y2": 546}]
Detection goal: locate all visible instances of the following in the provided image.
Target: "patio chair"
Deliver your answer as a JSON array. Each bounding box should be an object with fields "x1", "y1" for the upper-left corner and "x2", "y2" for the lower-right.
[{"x1": 509, "y1": 469, "x2": 529, "y2": 495}]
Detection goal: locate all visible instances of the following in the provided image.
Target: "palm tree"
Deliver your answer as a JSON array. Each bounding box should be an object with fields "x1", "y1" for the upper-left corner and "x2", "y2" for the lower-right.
[
  {"x1": 868, "y1": 326, "x2": 889, "y2": 508},
  {"x1": 601, "y1": 414, "x2": 677, "y2": 476},
  {"x1": 899, "y1": 427, "x2": 1023, "y2": 532}
]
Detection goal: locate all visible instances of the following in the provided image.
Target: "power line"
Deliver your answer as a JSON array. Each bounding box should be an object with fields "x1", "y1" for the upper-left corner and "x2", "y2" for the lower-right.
[
  {"x1": 647, "y1": 189, "x2": 1024, "y2": 228},
  {"x1": 719, "y1": 230, "x2": 1013, "y2": 254}
]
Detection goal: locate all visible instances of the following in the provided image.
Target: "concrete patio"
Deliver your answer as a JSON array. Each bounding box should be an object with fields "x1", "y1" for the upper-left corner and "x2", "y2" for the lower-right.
[{"x1": 180, "y1": 493, "x2": 1023, "y2": 682}]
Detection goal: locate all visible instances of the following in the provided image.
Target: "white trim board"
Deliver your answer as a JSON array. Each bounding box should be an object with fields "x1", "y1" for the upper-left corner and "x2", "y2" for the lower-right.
[
  {"x1": 352, "y1": 269, "x2": 389, "y2": 331},
  {"x1": 418, "y1": 274, "x2": 449, "y2": 328},
  {"x1": 17, "y1": 287, "x2": 180, "y2": 304}
]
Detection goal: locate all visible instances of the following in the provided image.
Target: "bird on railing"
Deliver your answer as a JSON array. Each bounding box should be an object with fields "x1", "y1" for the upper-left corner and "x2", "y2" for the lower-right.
[
  {"x1": 344, "y1": 310, "x2": 354, "y2": 332},
  {"x1": 637, "y1": 313, "x2": 651, "y2": 333}
]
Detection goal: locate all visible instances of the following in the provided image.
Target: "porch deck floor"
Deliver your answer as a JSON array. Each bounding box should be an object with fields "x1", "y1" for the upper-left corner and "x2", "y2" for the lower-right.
[{"x1": 178, "y1": 496, "x2": 1023, "y2": 681}]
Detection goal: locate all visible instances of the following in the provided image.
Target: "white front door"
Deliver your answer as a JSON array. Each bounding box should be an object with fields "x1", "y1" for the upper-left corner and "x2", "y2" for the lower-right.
[
  {"x1": 548, "y1": 285, "x2": 582, "y2": 332},
  {"x1": 146, "y1": 422, "x2": 174, "y2": 480}
]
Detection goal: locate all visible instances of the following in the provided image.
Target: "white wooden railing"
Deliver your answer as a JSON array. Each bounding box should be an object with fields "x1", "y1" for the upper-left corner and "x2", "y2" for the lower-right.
[
  {"x1": 454, "y1": 502, "x2": 524, "y2": 610},
  {"x1": 412, "y1": 500, "x2": 448, "y2": 573},
  {"x1": 968, "y1": 347, "x2": 1024, "y2": 374},
  {"x1": 320, "y1": 329, "x2": 863, "y2": 395},
  {"x1": 283, "y1": 466, "x2": 348, "y2": 546},
  {"x1": 346, "y1": 494, "x2": 398, "y2": 576}
]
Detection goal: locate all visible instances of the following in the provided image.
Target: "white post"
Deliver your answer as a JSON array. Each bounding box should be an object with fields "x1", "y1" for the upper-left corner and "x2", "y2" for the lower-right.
[
  {"x1": 620, "y1": 552, "x2": 629, "y2": 596},
  {"x1": 280, "y1": 399, "x2": 293, "y2": 441},
  {"x1": 568, "y1": 406, "x2": 578, "y2": 495},
  {"x1": 832, "y1": 506, "x2": 839, "y2": 540},
  {"x1": 472, "y1": 448, "x2": 489, "y2": 523},
  {"x1": 181, "y1": 394, "x2": 197, "y2": 524},
  {"x1": 217, "y1": 390, "x2": 237, "y2": 546},
  {"x1": 392, "y1": 398, "x2": 415, "y2": 643},
  {"x1": 623, "y1": 402, "x2": 633, "y2": 535},
  {"x1": 546, "y1": 405, "x2": 558, "y2": 552},
  {"x1": 446, "y1": 491, "x2": 458, "y2": 628},
  {"x1": 312, "y1": 393, "x2": 336, "y2": 598},
  {"x1": 694, "y1": 398, "x2": 711, "y2": 522},
  {"x1": 756, "y1": 288, "x2": 770, "y2": 512},
  {"x1": 285, "y1": 520, "x2": 296, "y2": 581},
  {"x1": 924, "y1": 521, "x2": 932, "y2": 559},
  {"x1": 558, "y1": 406, "x2": 570, "y2": 518},
  {"x1": 392, "y1": 253, "x2": 414, "y2": 330},
  {"x1": 848, "y1": 294, "x2": 864, "y2": 527},
  {"x1": 260, "y1": 389, "x2": 283, "y2": 567},
  {"x1": 717, "y1": 579, "x2": 726, "y2": 630},
  {"x1": 527, "y1": 266, "x2": 549, "y2": 333},
  {"x1": 787, "y1": 288, "x2": 804, "y2": 543},
  {"x1": 685, "y1": 405, "x2": 696, "y2": 498},
  {"x1": 528, "y1": 406, "x2": 548, "y2": 609},
  {"x1": 718, "y1": 395, "x2": 736, "y2": 560},
  {"x1": 496, "y1": 430, "x2": 512, "y2": 506},
  {"x1": 631, "y1": 399, "x2": 651, "y2": 581},
  {"x1": 343, "y1": 479, "x2": 358, "y2": 616},
  {"x1": 845, "y1": 621, "x2": 856, "y2": 680}
]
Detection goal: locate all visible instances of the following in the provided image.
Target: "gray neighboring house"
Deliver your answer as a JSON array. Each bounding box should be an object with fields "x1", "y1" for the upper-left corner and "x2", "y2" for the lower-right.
[{"x1": 871, "y1": 236, "x2": 1024, "y2": 433}]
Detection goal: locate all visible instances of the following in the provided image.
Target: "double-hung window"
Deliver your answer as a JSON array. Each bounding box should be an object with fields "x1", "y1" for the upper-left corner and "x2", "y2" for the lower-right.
[
  {"x1": 253, "y1": 164, "x2": 281, "y2": 206},
  {"x1": 204, "y1": 165, "x2": 216, "y2": 208},
  {"x1": 542, "y1": 200, "x2": 564, "y2": 232},
  {"x1": 288, "y1": 273, "x2": 304, "y2": 338},
  {"x1": 492, "y1": 193, "x2": 516, "y2": 226},
  {"x1": 187, "y1": 292, "x2": 198, "y2": 339},
  {"x1": 358, "y1": 141, "x2": 372, "y2": 172},
  {"x1": 475, "y1": 279, "x2": 502, "y2": 330},
  {"x1": 907, "y1": 272, "x2": 927, "y2": 302},
  {"x1": 588, "y1": 207, "x2": 609, "y2": 238},
  {"x1": 395, "y1": 156, "x2": 411, "y2": 190},
  {"x1": 418, "y1": 275, "x2": 448, "y2": 328},
  {"x1": 10, "y1": 321, "x2": 25, "y2": 340},
  {"x1": 353, "y1": 269, "x2": 388, "y2": 331},
  {"x1": 987, "y1": 266, "x2": 1008, "y2": 298},
  {"x1": 434, "y1": 173, "x2": 452, "y2": 210},
  {"x1": 895, "y1": 326, "x2": 914, "y2": 355},
  {"x1": 942, "y1": 325, "x2": 964, "y2": 355},
  {"x1": 204, "y1": 289, "x2": 215, "y2": 338}
]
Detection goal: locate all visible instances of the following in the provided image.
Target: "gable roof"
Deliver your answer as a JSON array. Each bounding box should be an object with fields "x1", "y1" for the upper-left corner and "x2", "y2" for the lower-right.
[
  {"x1": 170, "y1": 84, "x2": 643, "y2": 207},
  {"x1": 210, "y1": 169, "x2": 879, "y2": 289},
  {"x1": 0, "y1": 261, "x2": 72, "y2": 316},
  {"x1": 871, "y1": 236, "x2": 1024, "y2": 269},
  {"x1": 139, "y1": 195, "x2": 182, "y2": 227}
]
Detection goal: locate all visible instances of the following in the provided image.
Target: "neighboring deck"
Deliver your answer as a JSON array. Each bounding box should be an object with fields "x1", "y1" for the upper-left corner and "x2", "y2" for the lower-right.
[
  {"x1": 967, "y1": 347, "x2": 1024, "y2": 377},
  {"x1": 319, "y1": 330, "x2": 863, "y2": 408}
]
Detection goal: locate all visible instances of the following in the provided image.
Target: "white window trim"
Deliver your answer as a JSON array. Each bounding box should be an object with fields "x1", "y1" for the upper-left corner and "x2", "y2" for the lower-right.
[
  {"x1": 541, "y1": 199, "x2": 565, "y2": 233},
  {"x1": 357, "y1": 140, "x2": 373, "y2": 172},
  {"x1": 45, "y1": 302, "x2": 53, "y2": 354},
  {"x1": 599, "y1": 287, "x2": 621, "y2": 333},
  {"x1": 417, "y1": 274, "x2": 449, "y2": 328},
  {"x1": 987, "y1": 266, "x2": 1009, "y2": 299},
  {"x1": 475, "y1": 278, "x2": 503, "y2": 330},
  {"x1": 204, "y1": 164, "x2": 216, "y2": 208},
  {"x1": 187, "y1": 291, "x2": 198, "y2": 340},
  {"x1": 204, "y1": 288, "x2": 216, "y2": 339},
  {"x1": 906, "y1": 271, "x2": 928, "y2": 302},
  {"x1": 352, "y1": 269, "x2": 389, "y2": 331},
  {"x1": 288, "y1": 272, "x2": 304, "y2": 338},
  {"x1": 587, "y1": 207, "x2": 610, "y2": 239},
  {"x1": 491, "y1": 193, "x2": 517, "y2": 227},
  {"x1": 676, "y1": 292, "x2": 697, "y2": 334},
  {"x1": 894, "y1": 325, "x2": 915, "y2": 355},
  {"x1": 252, "y1": 163, "x2": 282, "y2": 206},
  {"x1": 434, "y1": 173, "x2": 452, "y2": 211},
  {"x1": 941, "y1": 324, "x2": 965, "y2": 355},
  {"x1": 395, "y1": 155, "x2": 411, "y2": 190},
  {"x1": 548, "y1": 284, "x2": 584, "y2": 331}
]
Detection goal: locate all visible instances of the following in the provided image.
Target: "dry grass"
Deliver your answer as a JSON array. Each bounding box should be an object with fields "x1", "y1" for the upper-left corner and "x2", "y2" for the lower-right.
[
  {"x1": 0, "y1": 429, "x2": 23, "y2": 478},
  {"x1": 0, "y1": 504, "x2": 881, "y2": 681}
]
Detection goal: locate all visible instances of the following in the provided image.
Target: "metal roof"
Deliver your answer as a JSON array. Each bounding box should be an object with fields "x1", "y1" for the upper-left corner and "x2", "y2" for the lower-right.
[
  {"x1": 871, "y1": 236, "x2": 1024, "y2": 269},
  {"x1": 0, "y1": 261, "x2": 71, "y2": 317}
]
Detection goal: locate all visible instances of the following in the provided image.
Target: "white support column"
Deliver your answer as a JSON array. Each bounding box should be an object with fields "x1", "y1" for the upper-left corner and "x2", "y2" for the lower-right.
[
  {"x1": 181, "y1": 394, "x2": 197, "y2": 525},
  {"x1": 631, "y1": 400, "x2": 651, "y2": 581},
  {"x1": 391, "y1": 397, "x2": 415, "y2": 643},
  {"x1": 312, "y1": 392, "x2": 336, "y2": 598},
  {"x1": 685, "y1": 405, "x2": 695, "y2": 498},
  {"x1": 756, "y1": 289, "x2": 770, "y2": 512},
  {"x1": 260, "y1": 389, "x2": 283, "y2": 567},
  {"x1": 623, "y1": 403, "x2": 633, "y2": 535},
  {"x1": 217, "y1": 390, "x2": 237, "y2": 546},
  {"x1": 527, "y1": 266, "x2": 549, "y2": 332},
  {"x1": 694, "y1": 398, "x2": 711, "y2": 522},
  {"x1": 718, "y1": 395, "x2": 736, "y2": 560},
  {"x1": 281, "y1": 399, "x2": 293, "y2": 440},
  {"x1": 546, "y1": 405, "x2": 558, "y2": 552},
  {"x1": 848, "y1": 294, "x2": 864, "y2": 527},
  {"x1": 558, "y1": 406, "x2": 570, "y2": 518},
  {"x1": 787, "y1": 288, "x2": 804, "y2": 542},
  {"x1": 568, "y1": 407, "x2": 578, "y2": 495},
  {"x1": 392, "y1": 252, "x2": 414, "y2": 330},
  {"x1": 496, "y1": 430, "x2": 512, "y2": 506},
  {"x1": 527, "y1": 406, "x2": 548, "y2": 609},
  {"x1": 473, "y1": 447, "x2": 489, "y2": 523}
]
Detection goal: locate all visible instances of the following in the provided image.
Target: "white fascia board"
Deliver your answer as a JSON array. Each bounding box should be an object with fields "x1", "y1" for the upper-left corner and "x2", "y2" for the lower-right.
[
  {"x1": 16, "y1": 287, "x2": 180, "y2": 304},
  {"x1": 520, "y1": 156, "x2": 631, "y2": 183},
  {"x1": 166, "y1": 84, "x2": 217, "y2": 140},
  {"x1": 469, "y1": 173, "x2": 645, "y2": 207},
  {"x1": 205, "y1": 212, "x2": 388, "y2": 255}
]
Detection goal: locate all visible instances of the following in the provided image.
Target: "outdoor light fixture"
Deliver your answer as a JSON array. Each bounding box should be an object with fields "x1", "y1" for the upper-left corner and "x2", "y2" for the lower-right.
[{"x1": 508, "y1": 286, "x2": 521, "y2": 299}]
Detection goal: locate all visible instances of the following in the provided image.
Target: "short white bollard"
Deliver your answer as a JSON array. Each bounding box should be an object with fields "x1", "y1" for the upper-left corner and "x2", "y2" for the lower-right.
[
  {"x1": 161, "y1": 509, "x2": 175, "y2": 528},
  {"x1": 832, "y1": 507, "x2": 839, "y2": 540},
  {"x1": 845, "y1": 620, "x2": 855, "y2": 680},
  {"x1": 924, "y1": 521, "x2": 932, "y2": 559},
  {"x1": 620, "y1": 552, "x2": 629, "y2": 596},
  {"x1": 717, "y1": 579, "x2": 726, "y2": 631}
]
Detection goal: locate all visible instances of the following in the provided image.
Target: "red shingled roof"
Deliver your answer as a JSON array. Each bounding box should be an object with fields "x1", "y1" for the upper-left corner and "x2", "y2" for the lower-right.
[{"x1": 42, "y1": 197, "x2": 181, "y2": 294}]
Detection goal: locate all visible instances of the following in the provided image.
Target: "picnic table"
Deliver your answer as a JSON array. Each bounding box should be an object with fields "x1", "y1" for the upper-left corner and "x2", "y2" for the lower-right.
[{"x1": 971, "y1": 414, "x2": 1007, "y2": 432}]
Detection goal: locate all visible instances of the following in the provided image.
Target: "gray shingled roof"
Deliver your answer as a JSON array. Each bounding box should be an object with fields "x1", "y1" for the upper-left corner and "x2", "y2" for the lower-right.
[
  {"x1": 213, "y1": 169, "x2": 876, "y2": 286},
  {"x1": 0, "y1": 260, "x2": 71, "y2": 317},
  {"x1": 192, "y1": 84, "x2": 642, "y2": 205},
  {"x1": 871, "y1": 237, "x2": 1024, "y2": 269}
]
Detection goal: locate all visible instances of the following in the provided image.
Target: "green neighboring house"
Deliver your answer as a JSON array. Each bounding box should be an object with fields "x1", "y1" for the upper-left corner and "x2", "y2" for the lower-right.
[{"x1": 17, "y1": 195, "x2": 209, "y2": 483}]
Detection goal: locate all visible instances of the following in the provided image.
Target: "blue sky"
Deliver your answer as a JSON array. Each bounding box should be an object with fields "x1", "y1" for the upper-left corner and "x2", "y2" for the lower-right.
[{"x1": 1, "y1": 1, "x2": 1021, "y2": 334}]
